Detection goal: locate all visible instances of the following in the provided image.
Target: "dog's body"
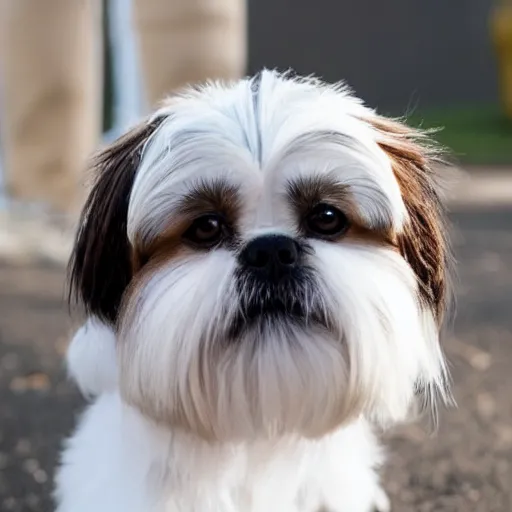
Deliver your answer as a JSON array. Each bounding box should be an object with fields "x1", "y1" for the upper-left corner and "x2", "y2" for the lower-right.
[
  {"x1": 57, "y1": 390, "x2": 386, "y2": 512},
  {"x1": 55, "y1": 71, "x2": 451, "y2": 512},
  {"x1": 58, "y1": 321, "x2": 390, "y2": 512}
]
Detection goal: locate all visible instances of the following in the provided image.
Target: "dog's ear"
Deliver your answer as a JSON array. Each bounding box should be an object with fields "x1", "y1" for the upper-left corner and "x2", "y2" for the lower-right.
[
  {"x1": 69, "y1": 117, "x2": 165, "y2": 325},
  {"x1": 364, "y1": 115, "x2": 452, "y2": 324}
]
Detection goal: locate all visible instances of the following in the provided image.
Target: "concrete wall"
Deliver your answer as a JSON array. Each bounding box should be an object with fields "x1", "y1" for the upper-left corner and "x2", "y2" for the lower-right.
[{"x1": 248, "y1": 0, "x2": 499, "y2": 113}]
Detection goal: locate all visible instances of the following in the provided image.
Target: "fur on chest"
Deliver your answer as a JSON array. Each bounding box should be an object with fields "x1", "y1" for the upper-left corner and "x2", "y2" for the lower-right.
[{"x1": 55, "y1": 393, "x2": 383, "y2": 512}]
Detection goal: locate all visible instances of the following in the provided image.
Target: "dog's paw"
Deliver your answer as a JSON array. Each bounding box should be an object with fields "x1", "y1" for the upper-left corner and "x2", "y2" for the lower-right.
[{"x1": 372, "y1": 486, "x2": 391, "y2": 512}]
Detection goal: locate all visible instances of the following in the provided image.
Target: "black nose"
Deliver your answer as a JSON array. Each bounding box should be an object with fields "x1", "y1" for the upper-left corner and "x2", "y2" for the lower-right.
[{"x1": 239, "y1": 235, "x2": 299, "y2": 279}]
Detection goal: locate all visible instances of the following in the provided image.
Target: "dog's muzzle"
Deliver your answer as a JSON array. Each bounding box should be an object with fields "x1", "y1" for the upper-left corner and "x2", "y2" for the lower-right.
[{"x1": 227, "y1": 235, "x2": 330, "y2": 339}]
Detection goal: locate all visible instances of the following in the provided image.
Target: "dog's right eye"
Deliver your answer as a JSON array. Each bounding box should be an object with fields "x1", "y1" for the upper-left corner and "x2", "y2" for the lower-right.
[{"x1": 183, "y1": 214, "x2": 228, "y2": 247}]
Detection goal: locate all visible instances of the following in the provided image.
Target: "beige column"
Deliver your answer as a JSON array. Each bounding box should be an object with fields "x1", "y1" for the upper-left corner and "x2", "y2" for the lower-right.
[
  {"x1": 0, "y1": 0, "x2": 103, "y2": 215},
  {"x1": 133, "y1": 0, "x2": 247, "y2": 108}
]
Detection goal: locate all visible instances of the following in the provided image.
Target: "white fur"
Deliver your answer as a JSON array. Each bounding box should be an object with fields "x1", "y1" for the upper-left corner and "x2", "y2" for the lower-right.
[
  {"x1": 56, "y1": 70, "x2": 449, "y2": 511},
  {"x1": 128, "y1": 72, "x2": 407, "y2": 246},
  {"x1": 66, "y1": 318, "x2": 118, "y2": 398},
  {"x1": 55, "y1": 392, "x2": 387, "y2": 512}
]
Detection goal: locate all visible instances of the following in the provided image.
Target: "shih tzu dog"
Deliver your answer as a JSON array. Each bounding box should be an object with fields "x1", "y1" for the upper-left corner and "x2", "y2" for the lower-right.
[{"x1": 55, "y1": 70, "x2": 452, "y2": 512}]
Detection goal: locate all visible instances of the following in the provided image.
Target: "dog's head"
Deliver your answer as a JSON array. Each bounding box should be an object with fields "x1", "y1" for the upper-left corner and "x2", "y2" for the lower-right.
[{"x1": 70, "y1": 71, "x2": 451, "y2": 441}]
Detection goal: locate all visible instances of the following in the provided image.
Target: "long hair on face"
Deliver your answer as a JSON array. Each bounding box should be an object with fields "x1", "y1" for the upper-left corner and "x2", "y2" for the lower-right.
[
  {"x1": 364, "y1": 113, "x2": 455, "y2": 421},
  {"x1": 66, "y1": 119, "x2": 168, "y2": 403},
  {"x1": 68, "y1": 117, "x2": 166, "y2": 326},
  {"x1": 65, "y1": 73, "x2": 454, "y2": 440}
]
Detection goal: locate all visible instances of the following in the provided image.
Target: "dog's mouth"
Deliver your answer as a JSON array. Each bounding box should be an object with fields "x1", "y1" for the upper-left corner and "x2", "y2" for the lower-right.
[
  {"x1": 227, "y1": 296, "x2": 332, "y2": 340},
  {"x1": 245, "y1": 297, "x2": 307, "y2": 324},
  {"x1": 225, "y1": 266, "x2": 335, "y2": 340}
]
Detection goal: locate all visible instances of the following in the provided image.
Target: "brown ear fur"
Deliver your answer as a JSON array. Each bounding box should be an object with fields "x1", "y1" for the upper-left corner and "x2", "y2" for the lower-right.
[
  {"x1": 365, "y1": 116, "x2": 452, "y2": 324},
  {"x1": 69, "y1": 118, "x2": 165, "y2": 325}
]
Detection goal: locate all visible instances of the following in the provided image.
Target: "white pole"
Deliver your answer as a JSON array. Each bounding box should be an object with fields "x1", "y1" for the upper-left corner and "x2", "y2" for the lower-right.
[
  {"x1": 104, "y1": 0, "x2": 143, "y2": 142},
  {"x1": 0, "y1": 76, "x2": 5, "y2": 206}
]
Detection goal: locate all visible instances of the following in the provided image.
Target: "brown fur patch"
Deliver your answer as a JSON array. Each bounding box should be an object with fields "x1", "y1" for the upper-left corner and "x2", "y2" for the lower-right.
[
  {"x1": 344, "y1": 224, "x2": 397, "y2": 248},
  {"x1": 178, "y1": 180, "x2": 241, "y2": 223},
  {"x1": 121, "y1": 245, "x2": 196, "y2": 330},
  {"x1": 132, "y1": 179, "x2": 241, "y2": 271},
  {"x1": 287, "y1": 175, "x2": 395, "y2": 247},
  {"x1": 131, "y1": 219, "x2": 189, "y2": 272},
  {"x1": 363, "y1": 115, "x2": 451, "y2": 323}
]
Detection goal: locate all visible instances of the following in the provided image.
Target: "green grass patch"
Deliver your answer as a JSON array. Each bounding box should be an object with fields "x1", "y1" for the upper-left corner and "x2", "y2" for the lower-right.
[{"x1": 405, "y1": 106, "x2": 512, "y2": 165}]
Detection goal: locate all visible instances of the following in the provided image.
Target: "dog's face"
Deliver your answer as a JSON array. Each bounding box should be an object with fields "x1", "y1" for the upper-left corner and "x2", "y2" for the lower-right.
[{"x1": 71, "y1": 71, "x2": 451, "y2": 441}]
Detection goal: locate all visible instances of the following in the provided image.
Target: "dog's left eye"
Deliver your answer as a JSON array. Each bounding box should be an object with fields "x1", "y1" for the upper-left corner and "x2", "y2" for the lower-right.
[
  {"x1": 305, "y1": 204, "x2": 350, "y2": 239},
  {"x1": 183, "y1": 214, "x2": 228, "y2": 247}
]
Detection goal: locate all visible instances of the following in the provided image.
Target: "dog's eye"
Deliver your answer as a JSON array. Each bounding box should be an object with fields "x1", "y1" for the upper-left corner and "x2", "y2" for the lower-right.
[
  {"x1": 183, "y1": 214, "x2": 227, "y2": 247},
  {"x1": 305, "y1": 204, "x2": 349, "y2": 238}
]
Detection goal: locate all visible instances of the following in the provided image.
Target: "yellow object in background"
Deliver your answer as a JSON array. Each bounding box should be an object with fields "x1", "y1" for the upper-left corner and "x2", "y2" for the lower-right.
[{"x1": 491, "y1": 2, "x2": 512, "y2": 119}]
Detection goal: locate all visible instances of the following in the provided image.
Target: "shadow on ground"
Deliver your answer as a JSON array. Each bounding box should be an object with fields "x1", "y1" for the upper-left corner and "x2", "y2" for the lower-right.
[{"x1": 0, "y1": 205, "x2": 511, "y2": 511}]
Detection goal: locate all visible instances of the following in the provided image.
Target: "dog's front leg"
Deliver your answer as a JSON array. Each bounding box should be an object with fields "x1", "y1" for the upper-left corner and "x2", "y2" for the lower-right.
[{"x1": 298, "y1": 422, "x2": 391, "y2": 512}]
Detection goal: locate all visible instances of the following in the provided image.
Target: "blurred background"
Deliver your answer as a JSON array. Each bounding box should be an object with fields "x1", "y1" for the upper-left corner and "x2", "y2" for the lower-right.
[{"x1": 0, "y1": 0, "x2": 511, "y2": 511}]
